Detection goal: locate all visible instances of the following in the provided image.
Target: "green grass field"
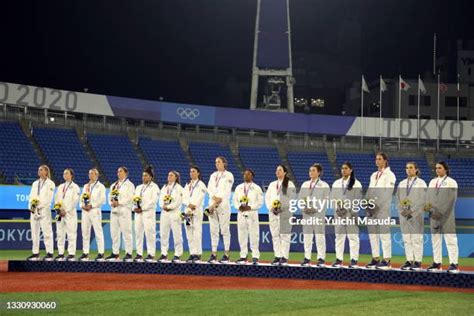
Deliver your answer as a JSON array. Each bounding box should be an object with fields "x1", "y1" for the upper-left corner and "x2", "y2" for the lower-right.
[
  {"x1": 0, "y1": 290, "x2": 473, "y2": 315},
  {"x1": 2, "y1": 250, "x2": 474, "y2": 267}
]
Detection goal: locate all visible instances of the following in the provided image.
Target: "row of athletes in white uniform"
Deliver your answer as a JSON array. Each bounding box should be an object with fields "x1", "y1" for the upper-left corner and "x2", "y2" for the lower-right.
[{"x1": 26, "y1": 154, "x2": 460, "y2": 273}]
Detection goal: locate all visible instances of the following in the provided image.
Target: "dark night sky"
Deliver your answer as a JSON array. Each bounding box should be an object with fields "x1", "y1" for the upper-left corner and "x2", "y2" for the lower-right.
[{"x1": 1, "y1": 0, "x2": 473, "y2": 113}]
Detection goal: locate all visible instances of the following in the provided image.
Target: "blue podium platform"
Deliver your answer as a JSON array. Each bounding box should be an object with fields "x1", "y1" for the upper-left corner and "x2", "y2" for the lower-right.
[{"x1": 8, "y1": 261, "x2": 474, "y2": 289}]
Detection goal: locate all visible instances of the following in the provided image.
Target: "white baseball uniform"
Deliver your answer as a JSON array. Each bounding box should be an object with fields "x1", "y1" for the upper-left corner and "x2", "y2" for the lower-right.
[
  {"x1": 108, "y1": 178, "x2": 135, "y2": 255},
  {"x1": 80, "y1": 180, "x2": 106, "y2": 254},
  {"x1": 159, "y1": 182, "x2": 184, "y2": 257},
  {"x1": 233, "y1": 181, "x2": 263, "y2": 259},
  {"x1": 134, "y1": 182, "x2": 160, "y2": 257},
  {"x1": 207, "y1": 170, "x2": 234, "y2": 252},
  {"x1": 182, "y1": 179, "x2": 207, "y2": 256},
  {"x1": 28, "y1": 178, "x2": 56, "y2": 254},
  {"x1": 54, "y1": 181, "x2": 81, "y2": 256}
]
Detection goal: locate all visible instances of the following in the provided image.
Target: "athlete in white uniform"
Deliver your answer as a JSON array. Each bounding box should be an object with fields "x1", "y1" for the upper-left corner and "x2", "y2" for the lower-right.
[
  {"x1": 182, "y1": 166, "x2": 207, "y2": 263},
  {"x1": 331, "y1": 162, "x2": 363, "y2": 268},
  {"x1": 299, "y1": 163, "x2": 330, "y2": 267},
  {"x1": 265, "y1": 164, "x2": 296, "y2": 266},
  {"x1": 107, "y1": 166, "x2": 135, "y2": 262},
  {"x1": 79, "y1": 168, "x2": 106, "y2": 261},
  {"x1": 133, "y1": 166, "x2": 160, "y2": 262},
  {"x1": 158, "y1": 171, "x2": 184, "y2": 262},
  {"x1": 397, "y1": 162, "x2": 427, "y2": 271},
  {"x1": 27, "y1": 165, "x2": 55, "y2": 261},
  {"x1": 366, "y1": 152, "x2": 396, "y2": 270},
  {"x1": 233, "y1": 168, "x2": 263, "y2": 265},
  {"x1": 54, "y1": 168, "x2": 80, "y2": 261},
  {"x1": 206, "y1": 156, "x2": 234, "y2": 264},
  {"x1": 426, "y1": 161, "x2": 460, "y2": 274}
]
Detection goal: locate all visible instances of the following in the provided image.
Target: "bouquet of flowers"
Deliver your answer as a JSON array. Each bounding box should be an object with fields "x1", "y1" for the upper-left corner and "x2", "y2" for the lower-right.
[
  {"x1": 111, "y1": 189, "x2": 120, "y2": 202},
  {"x1": 423, "y1": 202, "x2": 433, "y2": 216},
  {"x1": 401, "y1": 198, "x2": 412, "y2": 220},
  {"x1": 53, "y1": 202, "x2": 63, "y2": 222},
  {"x1": 81, "y1": 192, "x2": 90, "y2": 206},
  {"x1": 163, "y1": 194, "x2": 173, "y2": 206},
  {"x1": 239, "y1": 196, "x2": 249, "y2": 207},
  {"x1": 180, "y1": 209, "x2": 193, "y2": 226},
  {"x1": 30, "y1": 198, "x2": 40, "y2": 215},
  {"x1": 272, "y1": 200, "x2": 282, "y2": 215},
  {"x1": 133, "y1": 196, "x2": 142, "y2": 210}
]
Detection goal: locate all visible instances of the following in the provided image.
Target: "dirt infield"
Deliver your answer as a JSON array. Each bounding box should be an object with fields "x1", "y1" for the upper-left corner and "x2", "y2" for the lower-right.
[{"x1": 1, "y1": 262, "x2": 473, "y2": 294}]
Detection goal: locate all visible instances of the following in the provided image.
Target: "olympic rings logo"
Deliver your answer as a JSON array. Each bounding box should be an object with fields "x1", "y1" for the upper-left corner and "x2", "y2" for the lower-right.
[
  {"x1": 176, "y1": 107, "x2": 200, "y2": 120},
  {"x1": 392, "y1": 232, "x2": 430, "y2": 249}
]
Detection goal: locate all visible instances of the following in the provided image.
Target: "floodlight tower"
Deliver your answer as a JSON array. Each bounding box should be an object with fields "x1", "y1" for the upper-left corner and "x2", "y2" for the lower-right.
[{"x1": 250, "y1": 0, "x2": 294, "y2": 112}]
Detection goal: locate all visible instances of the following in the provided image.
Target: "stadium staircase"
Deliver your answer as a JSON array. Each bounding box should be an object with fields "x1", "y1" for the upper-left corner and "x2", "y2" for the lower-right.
[
  {"x1": 275, "y1": 143, "x2": 297, "y2": 186},
  {"x1": 77, "y1": 127, "x2": 109, "y2": 185},
  {"x1": 19, "y1": 120, "x2": 51, "y2": 179},
  {"x1": 229, "y1": 141, "x2": 246, "y2": 178}
]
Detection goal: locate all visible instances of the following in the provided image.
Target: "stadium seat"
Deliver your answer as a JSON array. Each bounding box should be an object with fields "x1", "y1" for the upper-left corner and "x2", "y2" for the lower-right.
[
  {"x1": 287, "y1": 151, "x2": 335, "y2": 186},
  {"x1": 239, "y1": 146, "x2": 283, "y2": 188}
]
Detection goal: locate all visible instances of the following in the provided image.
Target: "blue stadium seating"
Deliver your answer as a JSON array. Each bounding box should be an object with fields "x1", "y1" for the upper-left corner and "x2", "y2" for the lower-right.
[
  {"x1": 188, "y1": 142, "x2": 240, "y2": 186},
  {"x1": 439, "y1": 157, "x2": 474, "y2": 188},
  {"x1": 138, "y1": 137, "x2": 190, "y2": 186},
  {"x1": 335, "y1": 152, "x2": 375, "y2": 188},
  {"x1": 239, "y1": 146, "x2": 282, "y2": 188},
  {"x1": 288, "y1": 151, "x2": 335, "y2": 186},
  {"x1": 0, "y1": 122, "x2": 40, "y2": 184},
  {"x1": 87, "y1": 133, "x2": 143, "y2": 185},
  {"x1": 33, "y1": 127, "x2": 93, "y2": 185},
  {"x1": 388, "y1": 157, "x2": 432, "y2": 185}
]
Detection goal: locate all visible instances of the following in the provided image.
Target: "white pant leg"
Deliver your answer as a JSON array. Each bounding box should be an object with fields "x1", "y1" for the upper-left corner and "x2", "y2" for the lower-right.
[
  {"x1": 170, "y1": 211, "x2": 183, "y2": 257},
  {"x1": 143, "y1": 211, "x2": 156, "y2": 257},
  {"x1": 334, "y1": 225, "x2": 346, "y2": 261},
  {"x1": 445, "y1": 233, "x2": 459, "y2": 265},
  {"x1": 431, "y1": 232, "x2": 442, "y2": 264},
  {"x1": 110, "y1": 213, "x2": 121, "y2": 254},
  {"x1": 119, "y1": 211, "x2": 133, "y2": 254},
  {"x1": 209, "y1": 212, "x2": 220, "y2": 253},
  {"x1": 303, "y1": 232, "x2": 313, "y2": 260},
  {"x1": 90, "y1": 209, "x2": 105, "y2": 254},
  {"x1": 185, "y1": 223, "x2": 195, "y2": 255},
  {"x1": 81, "y1": 211, "x2": 92, "y2": 254},
  {"x1": 403, "y1": 233, "x2": 414, "y2": 262},
  {"x1": 249, "y1": 212, "x2": 260, "y2": 259},
  {"x1": 65, "y1": 214, "x2": 77, "y2": 255},
  {"x1": 30, "y1": 216, "x2": 41, "y2": 254},
  {"x1": 281, "y1": 233, "x2": 291, "y2": 259},
  {"x1": 380, "y1": 232, "x2": 392, "y2": 259},
  {"x1": 348, "y1": 231, "x2": 360, "y2": 261},
  {"x1": 237, "y1": 213, "x2": 249, "y2": 258},
  {"x1": 160, "y1": 211, "x2": 171, "y2": 256},
  {"x1": 56, "y1": 219, "x2": 66, "y2": 255},
  {"x1": 40, "y1": 215, "x2": 54, "y2": 254},
  {"x1": 269, "y1": 212, "x2": 281, "y2": 258},
  {"x1": 134, "y1": 213, "x2": 144, "y2": 256},
  {"x1": 412, "y1": 233, "x2": 423, "y2": 262},
  {"x1": 219, "y1": 207, "x2": 231, "y2": 252},
  {"x1": 192, "y1": 210, "x2": 203, "y2": 255}
]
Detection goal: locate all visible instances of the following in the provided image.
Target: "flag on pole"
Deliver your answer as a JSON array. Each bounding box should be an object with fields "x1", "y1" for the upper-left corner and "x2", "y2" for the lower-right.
[
  {"x1": 418, "y1": 77, "x2": 427, "y2": 94},
  {"x1": 380, "y1": 77, "x2": 387, "y2": 92},
  {"x1": 438, "y1": 82, "x2": 448, "y2": 93},
  {"x1": 400, "y1": 77, "x2": 411, "y2": 91},
  {"x1": 362, "y1": 76, "x2": 370, "y2": 93}
]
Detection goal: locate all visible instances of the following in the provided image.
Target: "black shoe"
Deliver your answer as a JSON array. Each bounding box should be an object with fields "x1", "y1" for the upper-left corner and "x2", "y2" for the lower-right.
[
  {"x1": 401, "y1": 261, "x2": 412, "y2": 271},
  {"x1": 66, "y1": 255, "x2": 76, "y2": 261},
  {"x1": 410, "y1": 261, "x2": 422, "y2": 271},
  {"x1": 79, "y1": 253, "x2": 89, "y2": 262},
  {"x1": 43, "y1": 253, "x2": 54, "y2": 261},
  {"x1": 134, "y1": 254, "x2": 144, "y2": 262},
  {"x1": 332, "y1": 259, "x2": 343, "y2": 268},
  {"x1": 145, "y1": 255, "x2": 156, "y2": 262},
  {"x1": 271, "y1": 257, "x2": 281, "y2": 265},
  {"x1": 447, "y1": 263, "x2": 459, "y2": 274},
  {"x1": 252, "y1": 258, "x2": 259, "y2": 265},
  {"x1": 426, "y1": 262, "x2": 442, "y2": 272},
  {"x1": 105, "y1": 253, "x2": 120, "y2": 261},
  {"x1": 186, "y1": 255, "x2": 195, "y2": 263},
  {"x1": 55, "y1": 254, "x2": 65, "y2": 261},
  {"x1": 316, "y1": 258, "x2": 325, "y2": 267},
  {"x1": 279, "y1": 257, "x2": 288, "y2": 266},
  {"x1": 27, "y1": 253, "x2": 40, "y2": 261},
  {"x1": 236, "y1": 257, "x2": 247, "y2": 264},
  {"x1": 158, "y1": 254, "x2": 168, "y2": 262},
  {"x1": 219, "y1": 254, "x2": 230, "y2": 264},
  {"x1": 366, "y1": 258, "x2": 379, "y2": 269},
  {"x1": 193, "y1": 255, "x2": 201, "y2": 263},
  {"x1": 301, "y1": 258, "x2": 311, "y2": 267},
  {"x1": 124, "y1": 253, "x2": 133, "y2": 262},
  {"x1": 172, "y1": 256, "x2": 180, "y2": 263},
  {"x1": 376, "y1": 259, "x2": 391, "y2": 270},
  {"x1": 208, "y1": 254, "x2": 217, "y2": 263},
  {"x1": 95, "y1": 253, "x2": 105, "y2": 261},
  {"x1": 348, "y1": 259, "x2": 358, "y2": 268}
]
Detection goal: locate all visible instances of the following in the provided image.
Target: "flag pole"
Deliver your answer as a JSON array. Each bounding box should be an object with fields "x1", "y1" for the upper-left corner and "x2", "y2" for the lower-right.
[
  {"x1": 456, "y1": 73, "x2": 460, "y2": 152},
  {"x1": 379, "y1": 75, "x2": 382, "y2": 149},
  {"x1": 417, "y1": 75, "x2": 421, "y2": 149},
  {"x1": 437, "y1": 72, "x2": 440, "y2": 152},
  {"x1": 398, "y1": 75, "x2": 402, "y2": 151},
  {"x1": 360, "y1": 75, "x2": 364, "y2": 149}
]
